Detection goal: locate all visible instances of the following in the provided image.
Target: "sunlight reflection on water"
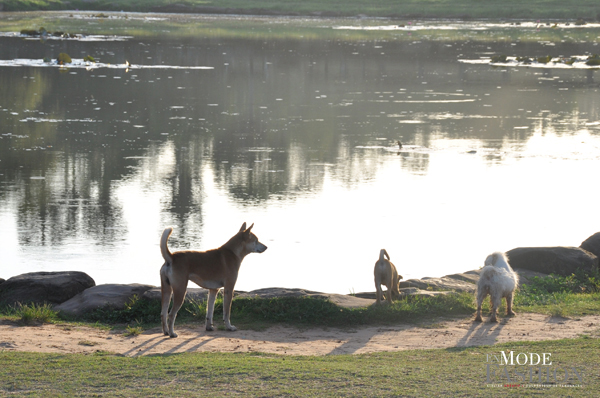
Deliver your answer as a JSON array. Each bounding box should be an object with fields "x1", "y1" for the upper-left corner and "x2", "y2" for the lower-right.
[{"x1": 1, "y1": 14, "x2": 600, "y2": 293}]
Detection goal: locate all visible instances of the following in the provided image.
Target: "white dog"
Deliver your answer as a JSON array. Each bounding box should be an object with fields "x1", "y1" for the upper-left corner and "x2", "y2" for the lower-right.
[{"x1": 475, "y1": 251, "x2": 519, "y2": 322}]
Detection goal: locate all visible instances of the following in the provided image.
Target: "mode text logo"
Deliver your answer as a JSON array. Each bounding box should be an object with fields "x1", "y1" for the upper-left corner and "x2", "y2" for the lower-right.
[{"x1": 485, "y1": 350, "x2": 583, "y2": 388}]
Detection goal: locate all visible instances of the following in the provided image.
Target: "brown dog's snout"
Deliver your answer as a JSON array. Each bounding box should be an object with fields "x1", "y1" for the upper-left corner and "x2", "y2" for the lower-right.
[{"x1": 257, "y1": 242, "x2": 268, "y2": 253}]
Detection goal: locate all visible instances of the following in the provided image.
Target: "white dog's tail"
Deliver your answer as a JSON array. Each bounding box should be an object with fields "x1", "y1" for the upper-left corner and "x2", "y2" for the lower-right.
[
  {"x1": 160, "y1": 227, "x2": 174, "y2": 264},
  {"x1": 379, "y1": 249, "x2": 390, "y2": 261}
]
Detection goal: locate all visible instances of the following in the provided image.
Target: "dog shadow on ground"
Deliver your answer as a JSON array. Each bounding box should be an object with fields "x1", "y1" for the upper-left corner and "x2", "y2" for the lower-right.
[
  {"x1": 124, "y1": 332, "x2": 218, "y2": 356},
  {"x1": 455, "y1": 318, "x2": 509, "y2": 347},
  {"x1": 123, "y1": 325, "x2": 387, "y2": 356}
]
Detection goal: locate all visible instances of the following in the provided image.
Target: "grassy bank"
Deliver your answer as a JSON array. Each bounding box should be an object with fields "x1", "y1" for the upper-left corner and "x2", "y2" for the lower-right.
[
  {"x1": 1, "y1": 338, "x2": 598, "y2": 396},
  {"x1": 1, "y1": 0, "x2": 600, "y2": 20},
  {"x1": 1, "y1": 273, "x2": 598, "y2": 396},
  {"x1": 2, "y1": 270, "x2": 600, "y2": 331}
]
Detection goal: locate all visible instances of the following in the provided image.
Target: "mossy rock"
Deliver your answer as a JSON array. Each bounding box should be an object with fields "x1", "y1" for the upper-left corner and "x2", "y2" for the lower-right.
[
  {"x1": 516, "y1": 56, "x2": 533, "y2": 64},
  {"x1": 536, "y1": 55, "x2": 552, "y2": 64},
  {"x1": 83, "y1": 55, "x2": 95, "y2": 63},
  {"x1": 490, "y1": 54, "x2": 508, "y2": 63},
  {"x1": 586, "y1": 54, "x2": 600, "y2": 66},
  {"x1": 20, "y1": 29, "x2": 39, "y2": 36},
  {"x1": 57, "y1": 53, "x2": 72, "y2": 64}
]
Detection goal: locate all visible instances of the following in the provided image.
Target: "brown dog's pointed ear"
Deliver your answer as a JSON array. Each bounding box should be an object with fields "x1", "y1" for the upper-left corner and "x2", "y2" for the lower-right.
[
  {"x1": 239, "y1": 222, "x2": 247, "y2": 232},
  {"x1": 245, "y1": 223, "x2": 254, "y2": 234}
]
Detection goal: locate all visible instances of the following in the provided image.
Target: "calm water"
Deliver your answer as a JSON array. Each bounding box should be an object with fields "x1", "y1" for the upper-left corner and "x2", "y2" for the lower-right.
[{"x1": 1, "y1": 13, "x2": 600, "y2": 293}]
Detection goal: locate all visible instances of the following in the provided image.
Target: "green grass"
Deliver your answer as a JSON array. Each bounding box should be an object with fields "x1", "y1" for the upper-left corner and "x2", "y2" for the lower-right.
[
  {"x1": 0, "y1": 338, "x2": 598, "y2": 396},
  {"x1": 1, "y1": 0, "x2": 600, "y2": 20}
]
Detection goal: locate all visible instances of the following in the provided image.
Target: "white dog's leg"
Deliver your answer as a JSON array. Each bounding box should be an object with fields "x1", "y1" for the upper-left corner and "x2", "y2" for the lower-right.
[
  {"x1": 475, "y1": 297, "x2": 483, "y2": 322},
  {"x1": 223, "y1": 287, "x2": 237, "y2": 331},
  {"x1": 205, "y1": 289, "x2": 218, "y2": 331},
  {"x1": 506, "y1": 292, "x2": 516, "y2": 316},
  {"x1": 490, "y1": 290, "x2": 502, "y2": 323}
]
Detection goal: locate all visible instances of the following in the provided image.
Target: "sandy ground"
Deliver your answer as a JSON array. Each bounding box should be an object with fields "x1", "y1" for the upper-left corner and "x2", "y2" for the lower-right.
[{"x1": 1, "y1": 314, "x2": 599, "y2": 356}]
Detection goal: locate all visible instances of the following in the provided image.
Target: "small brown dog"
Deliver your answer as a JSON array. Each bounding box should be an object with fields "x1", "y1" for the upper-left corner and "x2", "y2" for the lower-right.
[
  {"x1": 475, "y1": 251, "x2": 519, "y2": 323},
  {"x1": 159, "y1": 223, "x2": 267, "y2": 338},
  {"x1": 374, "y1": 249, "x2": 402, "y2": 304}
]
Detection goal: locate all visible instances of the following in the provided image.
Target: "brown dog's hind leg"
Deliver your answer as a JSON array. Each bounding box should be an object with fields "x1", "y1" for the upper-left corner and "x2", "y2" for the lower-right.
[
  {"x1": 160, "y1": 286, "x2": 172, "y2": 336},
  {"x1": 167, "y1": 288, "x2": 186, "y2": 338},
  {"x1": 160, "y1": 269, "x2": 173, "y2": 336}
]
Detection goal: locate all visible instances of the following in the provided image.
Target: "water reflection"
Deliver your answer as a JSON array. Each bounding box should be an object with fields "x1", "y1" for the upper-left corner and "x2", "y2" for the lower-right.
[{"x1": 1, "y1": 19, "x2": 600, "y2": 292}]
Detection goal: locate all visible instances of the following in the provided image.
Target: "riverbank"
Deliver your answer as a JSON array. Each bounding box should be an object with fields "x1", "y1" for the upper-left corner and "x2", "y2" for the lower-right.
[{"x1": 1, "y1": 0, "x2": 599, "y2": 20}]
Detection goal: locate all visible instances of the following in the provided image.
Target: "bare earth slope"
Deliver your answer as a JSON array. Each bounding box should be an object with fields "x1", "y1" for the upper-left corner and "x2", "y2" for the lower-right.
[{"x1": 1, "y1": 314, "x2": 598, "y2": 356}]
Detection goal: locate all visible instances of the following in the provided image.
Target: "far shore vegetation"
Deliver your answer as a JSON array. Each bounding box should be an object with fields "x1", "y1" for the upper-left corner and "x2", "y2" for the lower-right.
[{"x1": 1, "y1": 0, "x2": 600, "y2": 20}]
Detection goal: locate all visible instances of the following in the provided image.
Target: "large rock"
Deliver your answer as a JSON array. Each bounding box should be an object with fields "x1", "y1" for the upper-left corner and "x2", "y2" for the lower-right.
[
  {"x1": 0, "y1": 271, "x2": 95, "y2": 306},
  {"x1": 445, "y1": 268, "x2": 549, "y2": 286},
  {"x1": 55, "y1": 284, "x2": 154, "y2": 317},
  {"x1": 513, "y1": 269, "x2": 550, "y2": 285},
  {"x1": 506, "y1": 247, "x2": 598, "y2": 276},
  {"x1": 580, "y1": 232, "x2": 600, "y2": 259},
  {"x1": 142, "y1": 287, "x2": 213, "y2": 303}
]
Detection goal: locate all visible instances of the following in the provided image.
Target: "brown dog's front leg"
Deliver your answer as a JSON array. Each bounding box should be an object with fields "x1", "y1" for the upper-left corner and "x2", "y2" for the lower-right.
[
  {"x1": 205, "y1": 289, "x2": 219, "y2": 331},
  {"x1": 223, "y1": 288, "x2": 237, "y2": 331}
]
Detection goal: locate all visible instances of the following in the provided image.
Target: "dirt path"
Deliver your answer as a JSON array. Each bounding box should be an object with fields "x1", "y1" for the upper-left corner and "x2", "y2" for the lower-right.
[{"x1": 1, "y1": 314, "x2": 598, "y2": 356}]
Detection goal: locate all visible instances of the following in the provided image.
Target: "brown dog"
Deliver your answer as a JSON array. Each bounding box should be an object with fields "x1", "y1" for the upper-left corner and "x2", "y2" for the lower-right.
[
  {"x1": 160, "y1": 223, "x2": 267, "y2": 338},
  {"x1": 374, "y1": 249, "x2": 402, "y2": 304}
]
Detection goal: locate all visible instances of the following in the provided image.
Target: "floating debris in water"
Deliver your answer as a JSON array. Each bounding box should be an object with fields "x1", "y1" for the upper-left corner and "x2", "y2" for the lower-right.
[
  {"x1": 460, "y1": 54, "x2": 600, "y2": 69},
  {"x1": 0, "y1": 31, "x2": 131, "y2": 42},
  {"x1": 0, "y1": 58, "x2": 214, "y2": 70}
]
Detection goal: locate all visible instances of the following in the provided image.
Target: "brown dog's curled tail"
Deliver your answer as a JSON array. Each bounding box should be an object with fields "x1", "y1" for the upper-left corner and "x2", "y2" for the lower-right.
[
  {"x1": 160, "y1": 227, "x2": 174, "y2": 264},
  {"x1": 379, "y1": 249, "x2": 390, "y2": 262}
]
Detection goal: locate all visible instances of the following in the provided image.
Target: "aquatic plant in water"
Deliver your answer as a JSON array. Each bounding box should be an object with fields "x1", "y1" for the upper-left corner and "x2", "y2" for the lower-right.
[{"x1": 57, "y1": 53, "x2": 72, "y2": 64}]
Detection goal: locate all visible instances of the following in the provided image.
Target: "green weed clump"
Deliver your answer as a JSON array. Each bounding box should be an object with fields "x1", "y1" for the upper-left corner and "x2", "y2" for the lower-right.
[
  {"x1": 520, "y1": 269, "x2": 600, "y2": 295},
  {"x1": 514, "y1": 269, "x2": 600, "y2": 316},
  {"x1": 9, "y1": 303, "x2": 59, "y2": 325}
]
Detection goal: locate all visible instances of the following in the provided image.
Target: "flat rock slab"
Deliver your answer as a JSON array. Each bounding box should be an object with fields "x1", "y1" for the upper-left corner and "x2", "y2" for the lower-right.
[
  {"x1": 0, "y1": 271, "x2": 95, "y2": 306},
  {"x1": 444, "y1": 270, "x2": 481, "y2": 284},
  {"x1": 400, "y1": 276, "x2": 476, "y2": 293},
  {"x1": 354, "y1": 288, "x2": 455, "y2": 300},
  {"x1": 506, "y1": 246, "x2": 598, "y2": 276},
  {"x1": 55, "y1": 284, "x2": 154, "y2": 317},
  {"x1": 238, "y1": 288, "x2": 375, "y2": 308}
]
